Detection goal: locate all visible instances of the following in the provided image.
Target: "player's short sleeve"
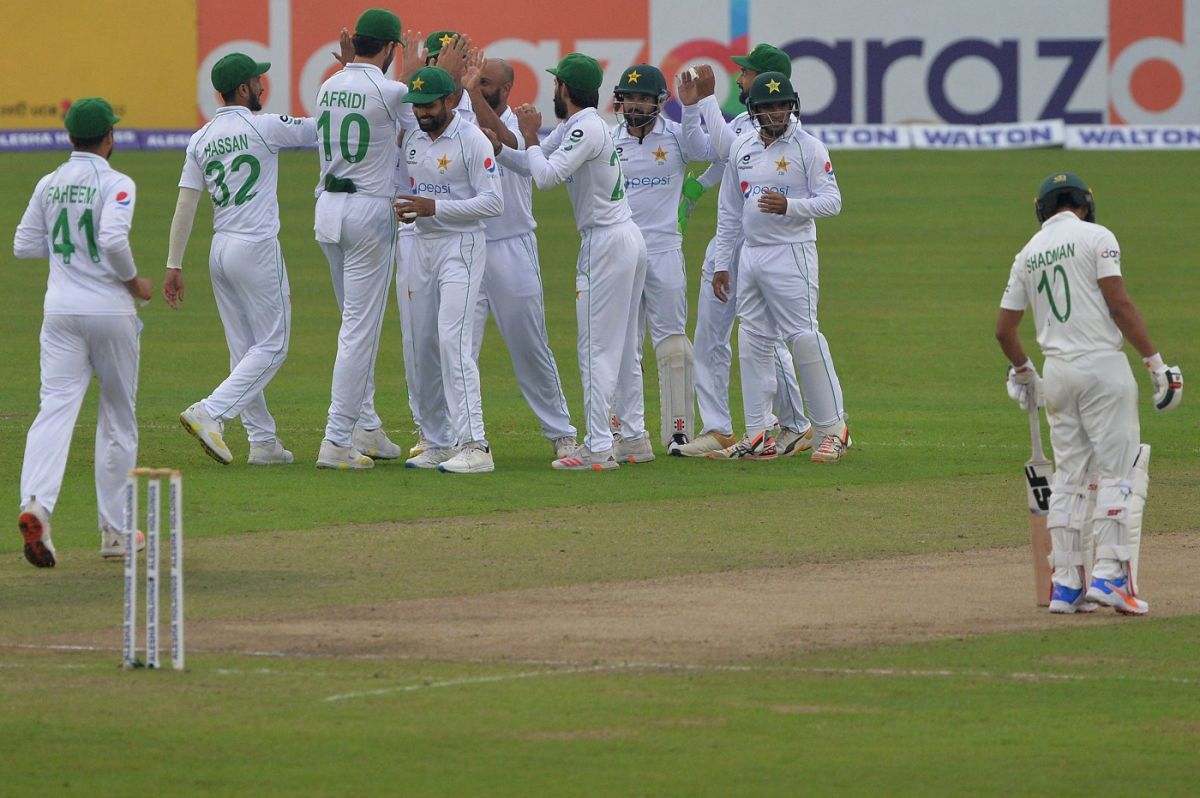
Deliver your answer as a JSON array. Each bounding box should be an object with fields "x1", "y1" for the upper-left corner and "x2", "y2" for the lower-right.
[
  {"x1": 1094, "y1": 227, "x2": 1122, "y2": 280},
  {"x1": 262, "y1": 114, "x2": 318, "y2": 149},
  {"x1": 178, "y1": 132, "x2": 206, "y2": 191},
  {"x1": 97, "y1": 175, "x2": 136, "y2": 252},
  {"x1": 999, "y1": 252, "x2": 1028, "y2": 311}
]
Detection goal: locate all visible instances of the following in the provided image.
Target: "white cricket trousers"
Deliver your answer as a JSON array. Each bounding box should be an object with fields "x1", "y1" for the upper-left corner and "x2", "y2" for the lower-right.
[
  {"x1": 201, "y1": 234, "x2": 291, "y2": 444},
  {"x1": 695, "y1": 244, "x2": 808, "y2": 436},
  {"x1": 473, "y1": 232, "x2": 575, "y2": 441},
  {"x1": 736, "y1": 241, "x2": 845, "y2": 435},
  {"x1": 577, "y1": 220, "x2": 648, "y2": 453},
  {"x1": 1044, "y1": 351, "x2": 1140, "y2": 582},
  {"x1": 394, "y1": 229, "x2": 422, "y2": 429},
  {"x1": 611, "y1": 248, "x2": 687, "y2": 436},
  {"x1": 20, "y1": 314, "x2": 139, "y2": 531},
  {"x1": 409, "y1": 231, "x2": 487, "y2": 449},
  {"x1": 318, "y1": 194, "x2": 396, "y2": 447}
]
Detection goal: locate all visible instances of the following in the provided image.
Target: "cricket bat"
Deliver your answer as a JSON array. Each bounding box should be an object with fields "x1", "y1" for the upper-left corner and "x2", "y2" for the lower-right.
[{"x1": 1025, "y1": 402, "x2": 1054, "y2": 606}]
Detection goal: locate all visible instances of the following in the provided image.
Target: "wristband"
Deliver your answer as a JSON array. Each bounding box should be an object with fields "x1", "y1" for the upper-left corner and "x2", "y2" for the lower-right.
[{"x1": 1143, "y1": 353, "x2": 1165, "y2": 370}]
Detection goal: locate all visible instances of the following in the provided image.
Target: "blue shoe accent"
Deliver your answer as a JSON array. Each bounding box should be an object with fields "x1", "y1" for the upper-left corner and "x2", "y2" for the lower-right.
[
  {"x1": 1050, "y1": 583, "x2": 1084, "y2": 604},
  {"x1": 1088, "y1": 575, "x2": 1128, "y2": 597}
]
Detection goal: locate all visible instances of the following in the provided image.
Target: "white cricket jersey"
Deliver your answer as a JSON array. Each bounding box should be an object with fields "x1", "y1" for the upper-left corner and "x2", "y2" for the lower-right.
[
  {"x1": 683, "y1": 96, "x2": 754, "y2": 164},
  {"x1": 1000, "y1": 211, "x2": 1125, "y2": 358},
  {"x1": 13, "y1": 152, "x2": 137, "y2": 315},
  {"x1": 180, "y1": 106, "x2": 316, "y2": 241},
  {"x1": 404, "y1": 113, "x2": 503, "y2": 236},
  {"x1": 483, "y1": 106, "x2": 535, "y2": 241},
  {"x1": 313, "y1": 63, "x2": 417, "y2": 197},
  {"x1": 611, "y1": 116, "x2": 710, "y2": 253},
  {"x1": 499, "y1": 107, "x2": 632, "y2": 232},
  {"x1": 712, "y1": 121, "x2": 841, "y2": 270}
]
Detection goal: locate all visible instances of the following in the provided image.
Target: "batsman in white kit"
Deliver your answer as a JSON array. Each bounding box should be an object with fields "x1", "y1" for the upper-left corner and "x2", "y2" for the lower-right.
[
  {"x1": 13, "y1": 98, "x2": 153, "y2": 567},
  {"x1": 711, "y1": 72, "x2": 850, "y2": 462},
  {"x1": 498, "y1": 53, "x2": 648, "y2": 470},
  {"x1": 394, "y1": 66, "x2": 503, "y2": 473},
  {"x1": 676, "y1": 45, "x2": 814, "y2": 458},
  {"x1": 608, "y1": 63, "x2": 713, "y2": 462},
  {"x1": 463, "y1": 57, "x2": 578, "y2": 459},
  {"x1": 996, "y1": 172, "x2": 1183, "y2": 615},
  {"x1": 312, "y1": 9, "x2": 417, "y2": 469},
  {"x1": 167, "y1": 53, "x2": 315, "y2": 467}
]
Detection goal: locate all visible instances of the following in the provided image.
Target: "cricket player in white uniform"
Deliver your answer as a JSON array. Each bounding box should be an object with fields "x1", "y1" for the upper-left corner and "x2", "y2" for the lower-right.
[
  {"x1": 464, "y1": 57, "x2": 578, "y2": 458},
  {"x1": 997, "y1": 172, "x2": 1183, "y2": 615},
  {"x1": 676, "y1": 45, "x2": 813, "y2": 458},
  {"x1": 498, "y1": 53, "x2": 648, "y2": 470},
  {"x1": 313, "y1": 9, "x2": 416, "y2": 469},
  {"x1": 712, "y1": 73, "x2": 850, "y2": 462},
  {"x1": 13, "y1": 98, "x2": 153, "y2": 567},
  {"x1": 393, "y1": 66, "x2": 503, "y2": 473},
  {"x1": 608, "y1": 64, "x2": 712, "y2": 461},
  {"x1": 166, "y1": 54, "x2": 315, "y2": 467}
]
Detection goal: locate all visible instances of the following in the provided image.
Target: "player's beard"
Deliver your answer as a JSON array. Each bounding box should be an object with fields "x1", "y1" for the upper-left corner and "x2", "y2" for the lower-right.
[
  {"x1": 481, "y1": 88, "x2": 503, "y2": 113},
  {"x1": 739, "y1": 89, "x2": 749, "y2": 106},
  {"x1": 248, "y1": 91, "x2": 263, "y2": 113},
  {"x1": 416, "y1": 104, "x2": 450, "y2": 134},
  {"x1": 553, "y1": 93, "x2": 568, "y2": 120}
]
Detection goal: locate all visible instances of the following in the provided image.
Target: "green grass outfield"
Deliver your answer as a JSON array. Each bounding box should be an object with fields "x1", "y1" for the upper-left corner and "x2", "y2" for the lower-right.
[{"x1": 0, "y1": 149, "x2": 1197, "y2": 795}]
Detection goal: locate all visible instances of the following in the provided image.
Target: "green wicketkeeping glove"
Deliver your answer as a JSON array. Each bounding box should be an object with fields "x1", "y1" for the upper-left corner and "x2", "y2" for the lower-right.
[{"x1": 677, "y1": 173, "x2": 706, "y2": 233}]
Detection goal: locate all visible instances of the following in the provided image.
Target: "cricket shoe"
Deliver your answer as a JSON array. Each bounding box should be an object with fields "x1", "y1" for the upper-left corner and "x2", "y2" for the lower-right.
[
  {"x1": 614, "y1": 433, "x2": 655, "y2": 463},
  {"x1": 552, "y1": 446, "x2": 619, "y2": 471},
  {"x1": 438, "y1": 442, "x2": 495, "y2": 474},
  {"x1": 1086, "y1": 575, "x2": 1149, "y2": 615},
  {"x1": 248, "y1": 439, "x2": 294, "y2": 465},
  {"x1": 316, "y1": 441, "x2": 374, "y2": 470},
  {"x1": 18, "y1": 498, "x2": 56, "y2": 568},
  {"x1": 705, "y1": 431, "x2": 777, "y2": 461},
  {"x1": 1048, "y1": 583, "x2": 1099, "y2": 614},
  {"x1": 353, "y1": 426, "x2": 402, "y2": 460},
  {"x1": 408, "y1": 429, "x2": 429, "y2": 458},
  {"x1": 552, "y1": 436, "x2": 579, "y2": 459},
  {"x1": 666, "y1": 433, "x2": 690, "y2": 456},
  {"x1": 180, "y1": 402, "x2": 233, "y2": 465},
  {"x1": 776, "y1": 426, "x2": 814, "y2": 457},
  {"x1": 405, "y1": 446, "x2": 457, "y2": 469},
  {"x1": 100, "y1": 525, "x2": 146, "y2": 560},
  {"x1": 811, "y1": 423, "x2": 850, "y2": 464},
  {"x1": 672, "y1": 431, "x2": 737, "y2": 457}
]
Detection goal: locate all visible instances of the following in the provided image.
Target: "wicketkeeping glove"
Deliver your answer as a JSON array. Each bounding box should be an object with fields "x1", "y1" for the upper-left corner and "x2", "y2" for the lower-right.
[
  {"x1": 1006, "y1": 360, "x2": 1043, "y2": 411},
  {"x1": 677, "y1": 173, "x2": 705, "y2": 233},
  {"x1": 1144, "y1": 354, "x2": 1183, "y2": 412}
]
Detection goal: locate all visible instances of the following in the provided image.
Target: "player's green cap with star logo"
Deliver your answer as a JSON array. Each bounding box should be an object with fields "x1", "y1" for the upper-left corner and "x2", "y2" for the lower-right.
[
  {"x1": 355, "y1": 8, "x2": 401, "y2": 42},
  {"x1": 732, "y1": 43, "x2": 793, "y2": 78},
  {"x1": 425, "y1": 31, "x2": 459, "y2": 57},
  {"x1": 747, "y1": 72, "x2": 798, "y2": 106},
  {"x1": 614, "y1": 64, "x2": 668, "y2": 98},
  {"x1": 547, "y1": 53, "x2": 604, "y2": 92},
  {"x1": 64, "y1": 97, "x2": 120, "y2": 138},
  {"x1": 210, "y1": 52, "x2": 271, "y2": 94},
  {"x1": 401, "y1": 66, "x2": 456, "y2": 104}
]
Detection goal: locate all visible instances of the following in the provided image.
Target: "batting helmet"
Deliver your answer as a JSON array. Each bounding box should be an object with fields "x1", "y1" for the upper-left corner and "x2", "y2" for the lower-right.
[{"x1": 1035, "y1": 172, "x2": 1095, "y2": 223}]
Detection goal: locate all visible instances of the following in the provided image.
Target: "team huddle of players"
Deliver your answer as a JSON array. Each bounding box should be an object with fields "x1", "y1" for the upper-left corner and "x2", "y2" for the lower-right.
[{"x1": 171, "y1": 8, "x2": 853, "y2": 475}]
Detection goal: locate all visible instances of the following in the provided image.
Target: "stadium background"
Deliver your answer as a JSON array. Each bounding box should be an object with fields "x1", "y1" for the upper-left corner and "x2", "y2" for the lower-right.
[{"x1": 2, "y1": 0, "x2": 1197, "y2": 139}]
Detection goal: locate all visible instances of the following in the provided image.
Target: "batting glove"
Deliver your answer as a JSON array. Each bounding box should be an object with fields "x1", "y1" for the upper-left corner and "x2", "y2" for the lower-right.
[
  {"x1": 1006, "y1": 360, "x2": 1042, "y2": 411},
  {"x1": 1144, "y1": 353, "x2": 1183, "y2": 412},
  {"x1": 677, "y1": 173, "x2": 705, "y2": 233}
]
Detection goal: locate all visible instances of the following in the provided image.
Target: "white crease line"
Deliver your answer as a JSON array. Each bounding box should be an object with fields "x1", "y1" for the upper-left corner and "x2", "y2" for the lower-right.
[{"x1": 322, "y1": 665, "x2": 615, "y2": 703}]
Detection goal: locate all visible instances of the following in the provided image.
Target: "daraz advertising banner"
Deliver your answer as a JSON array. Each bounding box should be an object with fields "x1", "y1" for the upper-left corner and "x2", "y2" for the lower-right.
[{"x1": 3, "y1": 0, "x2": 1199, "y2": 150}]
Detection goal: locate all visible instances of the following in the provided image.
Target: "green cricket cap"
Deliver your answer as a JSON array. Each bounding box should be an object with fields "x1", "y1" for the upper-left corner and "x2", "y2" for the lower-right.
[
  {"x1": 425, "y1": 31, "x2": 459, "y2": 57},
  {"x1": 355, "y1": 8, "x2": 401, "y2": 42},
  {"x1": 401, "y1": 66, "x2": 457, "y2": 104},
  {"x1": 614, "y1": 64, "x2": 667, "y2": 98},
  {"x1": 1037, "y1": 172, "x2": 1090, "y2": 201},
  {"x1": 210, "y1": 52, "x2": 270, "y2": 95},
  {"x1": 547, "y1": 52, "x2": 603, "y2": 92},
  {"x1": 64, "y1": 97, "x2": 120, "y2": 138},
  {"x1": 731, "y1": 43, "x2": 793, "y2": 78}
]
